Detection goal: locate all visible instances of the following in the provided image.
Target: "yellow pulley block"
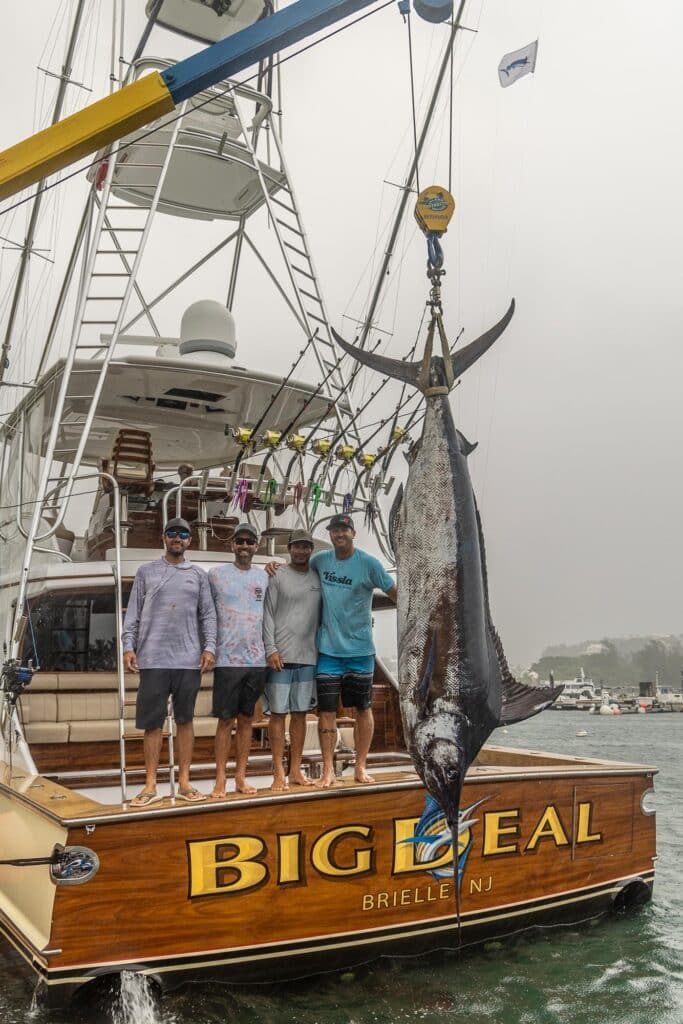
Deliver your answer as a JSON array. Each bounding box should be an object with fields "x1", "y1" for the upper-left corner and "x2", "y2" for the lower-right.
[
  {"x1": 391, "y1": 426, "x2": 409, "y2": 444},
  {"x1": 233, "y1": 426, "x2": 253, "y2": 447},
  {"x1": 261, "y1": 430, "x2": 282, "y2": 449},
  {"x1": 414, "y1": 185, "x2": 455, "y2": 237},
  {"x1": 312, "y1": 438, "x2": 331, "y2": 457},
  {"x1": 357, "y1": 451, "x2": 377, "y2": 468},
  {"x1": 336, "y1": 444, "x2": 356, "y2": 462},
  {"x1": 287, "y1": 433, "x2": 307, "y2": 451}
]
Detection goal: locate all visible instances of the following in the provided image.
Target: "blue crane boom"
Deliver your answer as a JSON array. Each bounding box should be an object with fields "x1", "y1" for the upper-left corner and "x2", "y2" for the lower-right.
[{"x1": 0, "y1": 0, "x2": 452, "y2": 202}]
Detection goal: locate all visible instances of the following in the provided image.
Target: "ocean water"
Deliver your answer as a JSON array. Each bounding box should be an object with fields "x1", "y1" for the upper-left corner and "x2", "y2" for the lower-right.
[{"x1": 1, "y1": 713, "x2": 681, "y2": 1024}]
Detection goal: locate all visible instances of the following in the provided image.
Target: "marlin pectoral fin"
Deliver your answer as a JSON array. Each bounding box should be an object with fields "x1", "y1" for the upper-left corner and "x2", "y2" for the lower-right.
[
  {"x1": 499, "y1": 676, "x2": 565, "y2": 726},
  {"x1": 331, "y1": 328, "x2": 421, "y2": 385},
  {"x1": 419, "y1": 629, "x2": 439, "y2": 702},
  {"x1": 451, "y1": 299, "x2": 515, "y2": 380},
  {"x1": 388, "y1": 483, "x2": 403, "y2": 556},
  {"x1": 455, "y1": 430, "x2": 478, "y2": 456}
]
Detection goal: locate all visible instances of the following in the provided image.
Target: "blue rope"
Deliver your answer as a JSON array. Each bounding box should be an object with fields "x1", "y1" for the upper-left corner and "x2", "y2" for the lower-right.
[
  {"x1": 25, "y1": 600, "x2": 40, "y2": 669},
  {"x1": 427, "y1": 232, "x2": 444, "y2": 269}
]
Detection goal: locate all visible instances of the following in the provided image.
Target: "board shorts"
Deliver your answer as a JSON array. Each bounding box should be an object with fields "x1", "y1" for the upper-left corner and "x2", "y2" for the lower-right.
[
  {"x1": 212, "y1": 666, "x2": 268, "y2": 719},
  {"x1": 264, "y1": 663, "x2": 316, "y2": 714},
  {"x1": 316, "y1": 653, "x2": 375, "y2": 713},
  {"x1": 136, "y1": 669, "x2": 201, "y2": 730}
]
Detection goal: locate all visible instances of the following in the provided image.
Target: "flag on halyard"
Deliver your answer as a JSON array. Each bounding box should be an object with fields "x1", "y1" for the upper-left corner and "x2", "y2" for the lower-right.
[{"x1": 498, "y1": 40, "x2": 538, "y2": 88}]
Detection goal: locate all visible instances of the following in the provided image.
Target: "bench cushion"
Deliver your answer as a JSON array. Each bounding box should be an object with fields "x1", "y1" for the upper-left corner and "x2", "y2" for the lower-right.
[
  {"x1": 24, "y1": 722, "x2": 69, "y2": 743},
  {"x1": 57, "y1": 693, "x2": 135, "y2": 722},
  {"x1": 20, "y1": 693, "x2": 57, "y2": 724}
]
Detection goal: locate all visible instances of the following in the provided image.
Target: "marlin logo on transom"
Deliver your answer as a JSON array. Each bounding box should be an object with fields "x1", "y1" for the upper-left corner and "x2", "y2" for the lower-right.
[{"x1": 399, "y1": 795, "x2": 489, "y2": 886}]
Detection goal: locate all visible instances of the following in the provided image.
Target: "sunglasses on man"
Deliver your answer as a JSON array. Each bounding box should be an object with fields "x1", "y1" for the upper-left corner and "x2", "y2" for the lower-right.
[
  {"x1": 165, "y1": 528, "x2": 191, "y2": 539},
  {"x1": 234, "y1": 536, "x2": 257, "y2": 545}
]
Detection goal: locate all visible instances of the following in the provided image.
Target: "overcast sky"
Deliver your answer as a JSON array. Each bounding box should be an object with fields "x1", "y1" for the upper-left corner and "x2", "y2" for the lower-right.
[{"x1": 2, "y1": 0, "x2": 682, "y2": 667}]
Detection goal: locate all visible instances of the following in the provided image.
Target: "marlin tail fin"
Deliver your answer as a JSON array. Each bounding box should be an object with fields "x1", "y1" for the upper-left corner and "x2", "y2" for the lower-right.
[{"x1": 331, "y1": 299, "x2": 515, "y2": 395}]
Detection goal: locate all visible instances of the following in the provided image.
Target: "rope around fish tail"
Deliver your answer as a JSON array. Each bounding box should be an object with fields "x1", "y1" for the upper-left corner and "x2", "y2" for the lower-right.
[{"x1": 454, "y1": 818, "x2": 462, "y2": 953}]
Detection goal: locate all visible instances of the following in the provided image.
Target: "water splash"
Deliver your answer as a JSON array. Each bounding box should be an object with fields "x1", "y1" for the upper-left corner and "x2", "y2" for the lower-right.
[{"x1": 113, "y1": 972, "x2": 161, "y2": 1024}]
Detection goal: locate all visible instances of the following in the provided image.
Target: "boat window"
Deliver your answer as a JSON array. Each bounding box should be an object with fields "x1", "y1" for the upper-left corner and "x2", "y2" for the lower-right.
[{"x1": 22, "y1": 589, "x2": 131, "y2": 672}]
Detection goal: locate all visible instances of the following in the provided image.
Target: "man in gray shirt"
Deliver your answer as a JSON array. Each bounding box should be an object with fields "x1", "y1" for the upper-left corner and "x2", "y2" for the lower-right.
[
  {"x1": 122, "y1": 517, "x2": 216, "y2": 806},
  {"x1": 262, "y1": 530, "x2": 321, "y2": 790}
]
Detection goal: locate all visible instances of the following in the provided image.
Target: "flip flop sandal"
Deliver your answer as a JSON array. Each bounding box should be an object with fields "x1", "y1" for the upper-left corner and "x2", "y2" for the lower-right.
[
  {"x1": 130, "y1": 791, "x2": 162, "y2": 807},
  {"x1": 176, "y1": 787, "x2": 205, "y2": 803}
]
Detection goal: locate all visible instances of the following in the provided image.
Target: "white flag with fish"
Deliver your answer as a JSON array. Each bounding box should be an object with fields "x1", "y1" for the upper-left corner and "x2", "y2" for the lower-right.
[{"x1": 498, "y1": 40, "x2": 538, "y2": 87}]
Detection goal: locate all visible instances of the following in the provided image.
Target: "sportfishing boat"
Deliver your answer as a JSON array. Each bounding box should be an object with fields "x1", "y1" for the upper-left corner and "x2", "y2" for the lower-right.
[{"x1": 0, "y1": 0, "x2": 657, "y2": 1007}]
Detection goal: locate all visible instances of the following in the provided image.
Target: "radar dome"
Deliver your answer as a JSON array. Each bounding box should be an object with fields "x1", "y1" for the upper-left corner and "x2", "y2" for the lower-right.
[{"x1": 179, "y1": 300, "x2": 236, "y2": 358}]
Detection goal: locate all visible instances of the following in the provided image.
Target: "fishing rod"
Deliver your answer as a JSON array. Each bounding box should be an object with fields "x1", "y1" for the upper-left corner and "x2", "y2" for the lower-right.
[
  {"x1": 325, "y1": 321, "x2": 426, "y2": 451},
  {"x1": 247, "y1": 327, "x2": 320, "y2": 442},
  {"x1": 291, "y1": 336, "x2": 384, "y2": 446},
  {"x1": 229, "y1": 333, "x2": 354, "y2": 488},
  {"x1": 379, "y1": 307, "x2": 429, "y2": 465},
  {"x1": 274, "y1": 334, "x2": 351, "y2": 442}
]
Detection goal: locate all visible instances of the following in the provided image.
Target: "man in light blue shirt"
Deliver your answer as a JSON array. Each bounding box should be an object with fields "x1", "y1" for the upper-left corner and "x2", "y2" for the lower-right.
[{"x1": 310, "y1": 513, "x2": 396, "y2": 787}]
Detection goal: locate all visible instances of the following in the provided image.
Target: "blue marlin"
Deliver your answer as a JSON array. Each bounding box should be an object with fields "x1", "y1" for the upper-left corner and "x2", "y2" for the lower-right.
[{"x1": 332, "y1": 302, "x2": 561, "y2": 853}]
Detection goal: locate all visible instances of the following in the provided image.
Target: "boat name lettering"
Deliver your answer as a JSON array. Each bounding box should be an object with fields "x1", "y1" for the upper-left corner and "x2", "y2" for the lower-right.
[
  {"x1": 186, "y1": 802, "x2": 603, "y2": 899},
  {"x1": 362, "y1": 883, "x2": 452, "y2": 911}
]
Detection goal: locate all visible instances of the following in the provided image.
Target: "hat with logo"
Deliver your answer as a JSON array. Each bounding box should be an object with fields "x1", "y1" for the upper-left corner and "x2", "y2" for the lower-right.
[
  {"x1": 164, "y1": 517, "x2": 192, "y2": 533},
  {"x1": 233, "y1": 522, "x2": 259, "y2": 541},
  {"x1": 326, "y1": 513, "x2": 354, "y2": 531},
  {"x1": 288, "y1": 529, "x2": 314, "y2": 547}
]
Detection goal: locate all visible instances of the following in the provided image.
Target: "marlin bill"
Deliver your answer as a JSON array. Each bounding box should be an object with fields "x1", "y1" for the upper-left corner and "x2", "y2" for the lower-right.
[{"x1": 332, "y1": 302, "x2": 562, "y2": 837}]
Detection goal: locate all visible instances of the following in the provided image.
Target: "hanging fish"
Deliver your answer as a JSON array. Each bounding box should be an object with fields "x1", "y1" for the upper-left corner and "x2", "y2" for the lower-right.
[{"x1": 332, "y1": 301, "x2": 562, "y2": 853}]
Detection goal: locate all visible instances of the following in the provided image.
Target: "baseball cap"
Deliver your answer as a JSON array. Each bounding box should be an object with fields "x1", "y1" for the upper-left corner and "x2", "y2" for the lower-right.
[
  {"x1": 327, "y1": 513, "x2": 354, "y2": 531},
  {"x1": 165, "y1": 517, "x2": 191, "y2": 533},
  {"x1": 288, "y1": 529, "x2": 314, "y2": 547},
  {"x1": 233, "y1": 522, "x2": 259, "y2": 541}
]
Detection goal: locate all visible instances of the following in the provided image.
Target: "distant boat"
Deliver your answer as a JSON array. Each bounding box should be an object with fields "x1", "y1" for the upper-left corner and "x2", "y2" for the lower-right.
[{"x1": 551, "y1": 677, "x2": 608, "y2": 711}]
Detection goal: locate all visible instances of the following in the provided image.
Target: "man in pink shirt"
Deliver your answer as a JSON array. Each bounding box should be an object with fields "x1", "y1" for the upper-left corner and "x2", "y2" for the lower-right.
[{"x1": 208, "y1": 522, "x2": 268, "y2": 796}]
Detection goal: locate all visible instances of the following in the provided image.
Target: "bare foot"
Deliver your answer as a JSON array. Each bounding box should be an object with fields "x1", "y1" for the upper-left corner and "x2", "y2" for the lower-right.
[
  {"x1": 317, "y1": 773, "x2": 337, "y2": 789},
  {"x1": 271, "y1": 776, "x2": 289, "y2": 792},
  {"x1": 210, "y1": 788, "x2": 228, "y2": 800},
  {"x1": 289, "y1": 773, "x2": 315, "y2": 787},
  {"x1": 354, "y1": 769, "x2": 375, "y2": 784},
  {"x1": 236, "y1": 779, "x2": 258, "y2": 795}
]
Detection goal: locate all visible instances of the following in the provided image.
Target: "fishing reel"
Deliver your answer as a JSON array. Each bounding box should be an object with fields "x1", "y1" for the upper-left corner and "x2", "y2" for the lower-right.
[{"x1": 0, "y1": 659, "x2": 34, "y2": 705}]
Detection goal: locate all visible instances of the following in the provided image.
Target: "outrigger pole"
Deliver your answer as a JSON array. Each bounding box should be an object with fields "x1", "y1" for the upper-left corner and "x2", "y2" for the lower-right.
[
  {"x1": 0, "y1": 0, "x2": 454, "y2": 204},
  {"x1": 355, "y1": 0, "x2": 467, "y2": 352},
  {"x1": 0, "y1": 0, "x2": 88, "y2": 384}
]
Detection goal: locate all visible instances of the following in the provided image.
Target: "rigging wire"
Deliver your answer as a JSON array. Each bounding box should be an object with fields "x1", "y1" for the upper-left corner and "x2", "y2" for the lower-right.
[
  {"x1": 448, "y1": 11, "x2": 454, "y2": 192},
  {"x1": 406, "y1": 8, "x2": 421, "y2": 196}
]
